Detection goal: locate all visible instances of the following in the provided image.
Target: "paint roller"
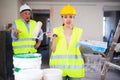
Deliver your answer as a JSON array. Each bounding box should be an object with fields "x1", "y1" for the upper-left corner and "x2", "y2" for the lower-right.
[{"x1": 33, "y1": 21, "x2": 43, "y2": 38}]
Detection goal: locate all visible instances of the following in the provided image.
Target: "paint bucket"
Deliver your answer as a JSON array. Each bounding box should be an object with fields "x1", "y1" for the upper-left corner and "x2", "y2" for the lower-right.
[
  {"x1": 13, "y1": 53, "x2": 42, "y2": 69},
  {"x1": 14, "y1": 69, "x2": 43, "y2": 80},
  {"x1": 43, "y1": 68, "x2": 62, "y2": 80}
]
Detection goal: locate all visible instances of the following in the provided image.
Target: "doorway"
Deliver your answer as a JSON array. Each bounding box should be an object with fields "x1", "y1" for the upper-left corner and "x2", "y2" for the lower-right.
[
  {"x1": 103, "y1": 11, "x2": 120, "y2": 45},
  {"x1": 103, "y1": 11, "x2": 120, "y2": 59},
  {"x1": 32, "y1": 10, "x2": 50, "y2": 68}
]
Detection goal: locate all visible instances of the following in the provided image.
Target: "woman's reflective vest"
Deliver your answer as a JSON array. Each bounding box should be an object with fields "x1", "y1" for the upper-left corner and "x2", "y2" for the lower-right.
[
  {"x1": 50, "y1": 26, "x2": 85, "y2": 78},
  {"x1": 12, "y1": 19, "x2": 37, "y2": 54}
]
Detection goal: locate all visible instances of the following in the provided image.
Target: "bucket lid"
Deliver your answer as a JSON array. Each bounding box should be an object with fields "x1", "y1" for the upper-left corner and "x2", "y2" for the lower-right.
[{"x1": 13, "y1": 53, "x2": 41, "y2": 58}]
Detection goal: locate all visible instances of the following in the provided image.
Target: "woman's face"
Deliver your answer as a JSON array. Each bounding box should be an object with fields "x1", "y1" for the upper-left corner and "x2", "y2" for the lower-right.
[
  {"x1": 62, "y1": 14, "x2": 75, "y2": 27},
  {"x1": 20, "y1": 10, "x2": 31, "y2": 22}
]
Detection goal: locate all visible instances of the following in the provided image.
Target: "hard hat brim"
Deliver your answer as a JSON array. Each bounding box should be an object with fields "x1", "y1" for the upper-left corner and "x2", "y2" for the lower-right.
[{"x1": 20, "y1": 9, "x2": 31, "y2": 13}]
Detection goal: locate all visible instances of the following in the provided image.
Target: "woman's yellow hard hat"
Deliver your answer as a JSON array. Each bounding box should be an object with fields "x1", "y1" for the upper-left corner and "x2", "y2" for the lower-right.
[{"x1": 60, "y1": 5, "x2": 76, "y2": 16}]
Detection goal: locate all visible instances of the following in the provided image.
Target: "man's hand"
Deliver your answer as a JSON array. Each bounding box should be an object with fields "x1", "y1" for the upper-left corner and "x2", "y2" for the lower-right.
[
  {"x1": 13, "y1": 28, "x2": 21, "y2": 38},
  {"x1": 34, "y1": 40, "x2": 41, "y2": 49}
]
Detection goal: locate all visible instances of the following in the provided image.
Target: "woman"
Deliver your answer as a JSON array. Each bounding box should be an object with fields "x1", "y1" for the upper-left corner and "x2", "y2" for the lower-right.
[{"x1": 47, "y1": 5, "x2": 85, "y2": 80}]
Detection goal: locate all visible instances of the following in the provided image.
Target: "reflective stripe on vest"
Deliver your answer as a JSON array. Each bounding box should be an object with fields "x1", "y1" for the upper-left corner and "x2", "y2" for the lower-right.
[
  {"x1": 13, "y1": 38, "x2": 35, "y2": 49},
  {"x1": 51, "y1": 54, "x2": 82, "y2": 59},
  {"x1": 51, "y1": 65, "x2": 84, "y2": 69},
  {"x1": 50, "y1": 54, "x2": 84, "y2": 69},
  {"x1": 12, "y1": 19, "x2": 36, "y2": 54},
  {"x1": 50, "y1": 26, "x2": 85, "y2": 78}
]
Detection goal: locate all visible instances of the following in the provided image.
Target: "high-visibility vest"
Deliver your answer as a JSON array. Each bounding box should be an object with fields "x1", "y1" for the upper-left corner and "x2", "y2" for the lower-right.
[
  {"x1": 12, "y1": 19, "x2": 37, "y2": 54},
  {"x1": 50, "y1": 26, "x2": 85, "y2": 78}
]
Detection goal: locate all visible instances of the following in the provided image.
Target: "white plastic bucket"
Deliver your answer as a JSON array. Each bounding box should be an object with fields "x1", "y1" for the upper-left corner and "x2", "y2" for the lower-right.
[
  {"x1": 13, "y1": 53, "x2": 41, "y2": 69},
  {"x1": 14, "y1": 69, "x2": 43, "y2": 80},
  {"x1": 43, "y1": 68, "x2": 62, "y2": 80}
]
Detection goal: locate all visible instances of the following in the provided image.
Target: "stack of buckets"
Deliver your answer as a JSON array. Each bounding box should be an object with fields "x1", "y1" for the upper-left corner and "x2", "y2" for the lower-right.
[
  {"x1": 13, "y1": 53, "x2": 43, "y2": 80},
  {"x1": 13, "y1": 53, "x2": 63, "y2": 80}
]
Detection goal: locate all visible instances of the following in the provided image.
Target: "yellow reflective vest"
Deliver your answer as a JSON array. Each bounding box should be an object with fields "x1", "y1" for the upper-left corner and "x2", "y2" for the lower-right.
[
  {"x1": 50, "y1": 26, "x2": 85, "y2": 78},
  {"x1": 12, "y1": 19, "x2": 37, "y2": 54}
]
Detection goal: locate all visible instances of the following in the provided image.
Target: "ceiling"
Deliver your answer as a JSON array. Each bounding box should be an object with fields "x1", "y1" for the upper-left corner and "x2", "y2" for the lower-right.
[{"x1": 21, "y1": 0, "x2": 120, "y2": 2}]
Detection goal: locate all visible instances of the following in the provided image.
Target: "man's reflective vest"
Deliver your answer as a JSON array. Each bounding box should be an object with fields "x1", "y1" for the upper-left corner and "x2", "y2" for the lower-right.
[
  {"x1": 12, "y1": 19, "x2": 37, "y2": 54},
  {"x1": 50, "y1": 26, "x2": 85, "y2": 78}
]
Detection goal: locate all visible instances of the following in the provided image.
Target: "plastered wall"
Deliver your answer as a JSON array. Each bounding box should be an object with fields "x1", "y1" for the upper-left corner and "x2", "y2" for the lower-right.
[
  {"x1": 51, "y1": 5, "x2": 103, "y2": 40},
  {"x1": 0, "y1": 0, "x2": 19, "y2": 30},
  {"x1": 30, "y1": 3, "x2": 103, "y2": 40},
  {"x1": 0, "y1": 1, "x2": 120, "y2": 41}
]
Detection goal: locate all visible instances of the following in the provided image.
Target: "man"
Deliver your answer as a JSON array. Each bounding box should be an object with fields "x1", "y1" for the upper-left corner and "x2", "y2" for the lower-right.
[{"x1": 11, "y1": 4, "x2": 43, "y2": 54}]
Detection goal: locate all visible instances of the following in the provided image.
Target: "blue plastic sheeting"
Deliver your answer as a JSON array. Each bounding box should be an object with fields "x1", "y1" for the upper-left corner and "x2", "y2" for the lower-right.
[{"x1": 75, "y1": 40, "x2": 107, "y2": 53}]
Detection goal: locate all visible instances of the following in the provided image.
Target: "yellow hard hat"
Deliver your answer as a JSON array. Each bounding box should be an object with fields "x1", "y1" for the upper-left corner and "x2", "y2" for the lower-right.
[{"x1": 60, "y1": 5, "x2": 76, "y2": 16}]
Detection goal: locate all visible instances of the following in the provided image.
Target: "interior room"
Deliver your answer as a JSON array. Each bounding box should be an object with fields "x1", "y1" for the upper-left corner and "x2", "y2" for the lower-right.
[{"x1": 0, "y1": 0, "x2": 120, "y2": 80}]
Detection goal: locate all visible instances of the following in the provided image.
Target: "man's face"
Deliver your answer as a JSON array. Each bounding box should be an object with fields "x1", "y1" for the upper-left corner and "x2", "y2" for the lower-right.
[{"x1": 20, "y1": 10, "x2": 31, "y2": 22}]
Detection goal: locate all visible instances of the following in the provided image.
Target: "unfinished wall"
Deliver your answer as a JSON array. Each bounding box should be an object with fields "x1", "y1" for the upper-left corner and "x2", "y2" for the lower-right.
[
  {"x1": 29, "y1": 3, "x2": 104, "y2": 40},
  {"x1": 0, "y1": 0, "x2": 18, "y2": 30},
  {"x1": 51, "y1": 5, "x2": 103, "y2": 40},
  {"x1": 0, "y1": 1, "x2": 120, "y2": 41}
]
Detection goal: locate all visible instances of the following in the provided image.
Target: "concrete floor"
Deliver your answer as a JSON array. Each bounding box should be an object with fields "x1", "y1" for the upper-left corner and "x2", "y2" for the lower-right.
[
  {"x1": 40, "y1": 48, "x2": 120, "y2": 80},
  {"x1": 105, "y1": 67, "x2": 120, "y2": 80},
  {"x1": 7, "y1": 62, "x2": 119, "y2": 80},
  {"x1": 41, "y1": 63, "x2": 120, "y2": 80},
  {"x1": 7, "y1": 53, "x2": 119, "y2": 80}
]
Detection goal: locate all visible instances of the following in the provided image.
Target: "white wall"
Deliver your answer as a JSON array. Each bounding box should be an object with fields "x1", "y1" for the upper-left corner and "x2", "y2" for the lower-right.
[
  {"x1": 0, "y1": 1, "x2": 120, "y2": 41},
  {"x1": 0, "y1": 0, "x2": 18, "y2": 30},
  {"x1": 52, "y1": 5, "x2": 103, "y2": 40},
  {"x1": 29, "y1": 2, "x2": 120, "y2": 41},
  {"x1": 29, "y1": 3, "x2": 104, "y2": 40}
]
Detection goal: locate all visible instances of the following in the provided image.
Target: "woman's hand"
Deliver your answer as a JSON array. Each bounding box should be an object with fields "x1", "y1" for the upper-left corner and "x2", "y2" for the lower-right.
[
  {"x1": 46, "y1": 32, "x2": 54, "y2": 38},
  {"x1": 46, "y1": 32, "x2": 58, "y2": 39}
]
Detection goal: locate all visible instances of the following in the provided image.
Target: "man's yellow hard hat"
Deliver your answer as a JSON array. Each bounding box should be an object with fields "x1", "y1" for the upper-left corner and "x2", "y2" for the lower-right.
[{"x1": 60, "y1": 5, "x2": 76, "y2": 16}]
